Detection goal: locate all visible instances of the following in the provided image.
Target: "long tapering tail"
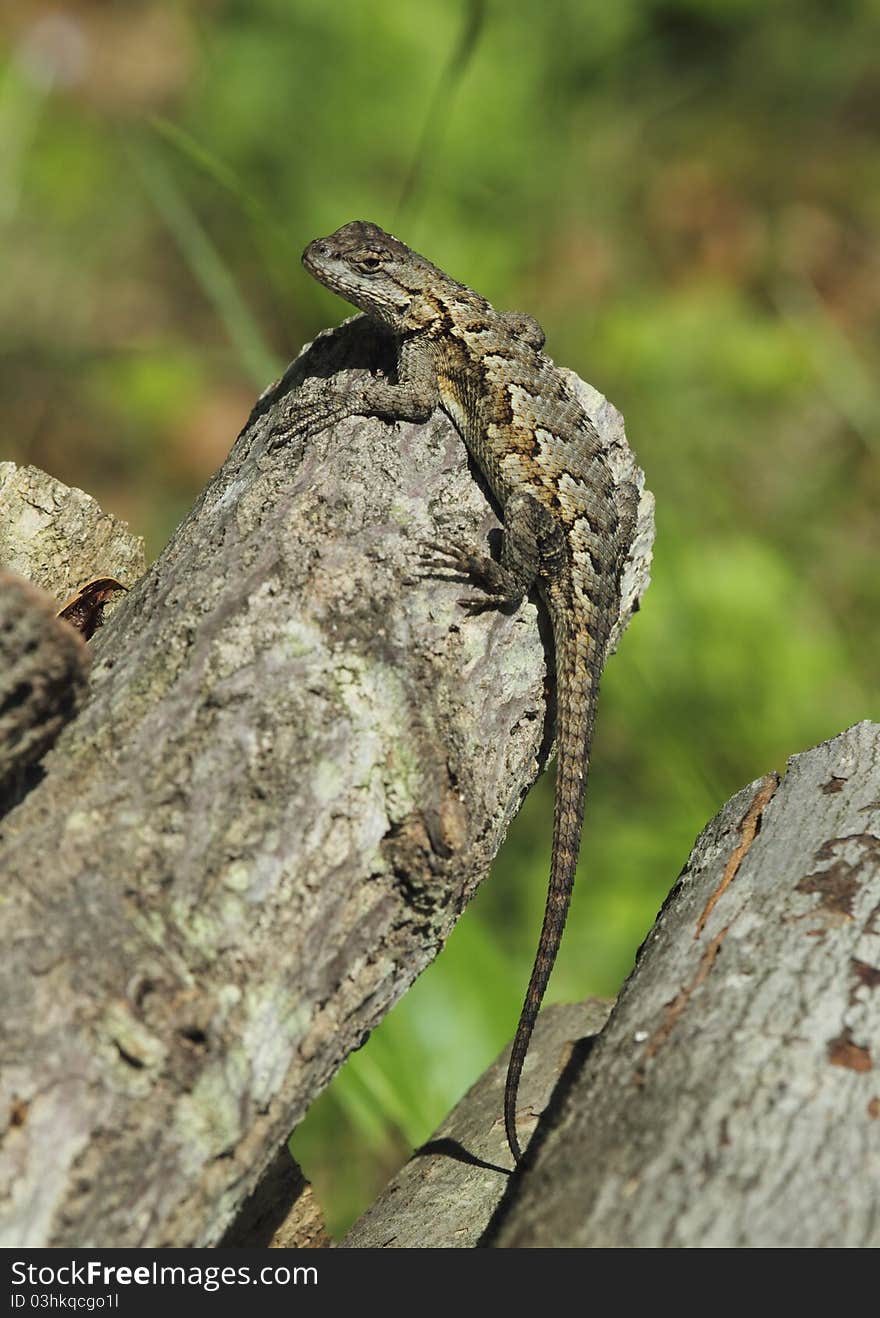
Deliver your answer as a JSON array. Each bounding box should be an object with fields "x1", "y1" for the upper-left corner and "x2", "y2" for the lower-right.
[{"x1": 504, "y1": 630, "x2": 600, "y2": 1163}]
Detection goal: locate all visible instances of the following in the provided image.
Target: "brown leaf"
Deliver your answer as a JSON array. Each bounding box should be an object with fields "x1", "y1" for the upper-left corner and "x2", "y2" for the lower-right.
[{"x1": 58, "y1": 578, "x2": 127, "y2": 640}]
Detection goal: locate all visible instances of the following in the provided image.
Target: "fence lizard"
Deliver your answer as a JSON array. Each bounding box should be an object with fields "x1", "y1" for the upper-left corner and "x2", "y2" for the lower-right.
[{"x1": 292, "y1": 221, "x2": 638, "y2": 1163}]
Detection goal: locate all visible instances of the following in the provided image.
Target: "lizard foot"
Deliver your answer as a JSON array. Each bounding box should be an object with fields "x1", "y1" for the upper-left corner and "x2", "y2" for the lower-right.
[{"x1": 417, "y1": 539, "x2": 523, "y2": 612}]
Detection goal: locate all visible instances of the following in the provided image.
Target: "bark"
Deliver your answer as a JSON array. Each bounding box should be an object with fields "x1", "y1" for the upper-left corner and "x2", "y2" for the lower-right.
[
  {"x1": 0, "y1": 572, "x2": 90, "y2": 801},
  {"x1": 339, "y1": 722, "x2": 880, "y2": 1249},
  {"x1": 0, "y1": 461, "x2": 145, "y2": 602},
  {"x1": 493, "y1": 721, "x2": 879, "y2": 1248},
  {"x1": 0, "y1": 464, "x2": 143, "y2": 804},
  {"x1": 0, "y1": 318, "x2": 652, "y2": 1247},
  {"x1": 341, "y1": 1000, "x2": 613, "y2": 1248},
  {"x1": 221, "y1": 1145, "x2": 330, "y2": 1249}
]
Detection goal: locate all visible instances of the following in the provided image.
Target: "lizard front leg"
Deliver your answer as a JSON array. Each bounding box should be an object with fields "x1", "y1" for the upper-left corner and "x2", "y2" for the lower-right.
[{"x1": 269, "y1": 335, "x2": 440, "y2": 449}]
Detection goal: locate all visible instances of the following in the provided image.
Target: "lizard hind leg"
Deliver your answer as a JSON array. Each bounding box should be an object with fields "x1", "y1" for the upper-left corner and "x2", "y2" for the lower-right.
[
  {"x1": 417, "y1": 540, "x2": 525, "y2": 614},
  {"x1": 418, "y1": 491, "x2": 551, "y2": 615}
]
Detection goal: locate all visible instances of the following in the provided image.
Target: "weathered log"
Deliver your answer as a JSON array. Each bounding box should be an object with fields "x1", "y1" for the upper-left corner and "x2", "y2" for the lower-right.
[
  {"x1": 222, "y1": 1145, "x2": 330, "y2": 1249},
  {"x1": 0, "y1": 572, "x2": 90, "y2": 802},
  {"x1": 338, "y1": 723, "x2": 879, "y2": 1249},
  {"x1": 492, "y1": 721, "x2": 880, "y2": 1248},
  {"x1": 0, "y1": 319, "x2": 651, "y2": 1247},
  {"x1": 0, "y1": 466, "x2": 143, "y2": 807},
  {"x1": 342, "y1": 1000, "x2": 612, "y2": 1248},
  {"x1": 0, "y1": 462, "x2": 144, "y2": 602}
]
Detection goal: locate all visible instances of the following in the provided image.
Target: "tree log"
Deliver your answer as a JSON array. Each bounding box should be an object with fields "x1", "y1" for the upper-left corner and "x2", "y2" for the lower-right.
[
  {"x1": 493, "y1": 721, "x2": 880, "y2": 1248},
  {"x1": 341, "y1": 1000, "x2": 612, "y2": 1248},
  {"x1": 0, "y1": 572, "x2": 90, "y2": 802},
  {"x1": 0, "y1": 461, "x2": 145, "y2": 602},
  {"x1": 0, "y1": 318, "x2": 651, "y2": 1247},
  {"x1": 0, "y1": 466, "x2": 141, "y2": 809},
  {"x1": 338, "y1": 723, "x2": 880, "y2": 1248},
  {"x1": 221, "y1": 1145, "x2": 330, "y2": 1249}
]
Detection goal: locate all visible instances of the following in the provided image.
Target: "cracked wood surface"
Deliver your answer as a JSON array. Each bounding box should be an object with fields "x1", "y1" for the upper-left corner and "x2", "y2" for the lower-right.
[
  {"x1": 0, "y1": 462, "x2": 145, "y2": 602},
  {"x1": 0, "y1": 572, "x2": 90, "y2": 800},
  {"x1": 0, "y1": 319, "x2": 650, "y2": 1247},
  {"x1": 0, "y1": 468, "x2": 141, "y2": 808},
  {"x1": 336, "y1": 724, "x2": 878, "y2": 1248},
  {"x1": 488, "y1": 721, "x2": 880, "y2": 1248}
]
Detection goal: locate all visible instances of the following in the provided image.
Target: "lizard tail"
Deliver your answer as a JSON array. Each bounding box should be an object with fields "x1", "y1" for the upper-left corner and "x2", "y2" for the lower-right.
[{"x1": 504, "y1": 630, "x2": 599, "y2": 1164}]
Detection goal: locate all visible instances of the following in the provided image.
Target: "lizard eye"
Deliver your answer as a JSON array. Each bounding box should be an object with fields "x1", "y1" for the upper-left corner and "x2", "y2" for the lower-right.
[{"x1": 356, "y1": 256, "x2": 383, "y2": 272}]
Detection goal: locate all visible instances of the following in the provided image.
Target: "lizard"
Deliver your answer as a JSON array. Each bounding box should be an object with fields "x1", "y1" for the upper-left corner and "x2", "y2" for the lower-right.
[{"x1": 289, "y1": 220, "x2": 638, "y2": 1164}]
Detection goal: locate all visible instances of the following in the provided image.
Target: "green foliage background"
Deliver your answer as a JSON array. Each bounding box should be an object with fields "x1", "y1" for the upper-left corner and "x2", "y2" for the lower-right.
[{"x1": 1, "y1": 0, "x2": 877, "y2": 1235}]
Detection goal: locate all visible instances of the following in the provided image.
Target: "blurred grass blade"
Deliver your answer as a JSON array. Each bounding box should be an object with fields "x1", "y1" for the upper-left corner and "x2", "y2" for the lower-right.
[
  {"x1": 331, "y1": 1050, "x2": 422, "y2": 1144},
  {"x1": 124, "y1": 132, "x2": 281, "y2": 388},
  {"x1": 773, "y1": 277, "x2": 879, "y2": 455},
  {"x1": 149, "y1": 116, "x2": 300, "y2": 265},
  {"x1": 396, "y1": 0, "x2": 487, "y2": 221},
  {"x1": 0, "y1": 58, "x2": 50, "y2": 225}
]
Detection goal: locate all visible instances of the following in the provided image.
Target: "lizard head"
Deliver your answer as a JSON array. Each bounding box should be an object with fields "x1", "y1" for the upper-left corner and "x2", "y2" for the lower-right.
[{"x1": 302, "y1": 221, "x2": 444, "y2": 332}]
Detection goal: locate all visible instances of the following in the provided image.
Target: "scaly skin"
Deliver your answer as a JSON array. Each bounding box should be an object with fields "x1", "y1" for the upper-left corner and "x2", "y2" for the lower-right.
[{"x1": 297, "y1": 221, "x2": 636, "y2": 1163}]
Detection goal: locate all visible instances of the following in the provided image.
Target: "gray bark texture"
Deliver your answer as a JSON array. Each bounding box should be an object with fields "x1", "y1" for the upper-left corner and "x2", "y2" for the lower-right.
[
  {"x1": 0, "y1": 463, "x2": 144, "y2": 805},
  {"x1": 492, "y1": 722, "x2": 880, "y2": 1248},
  {"x1": 0, "y1": 571, "x2": 89, "y2": 800},
  {"x1": 0, "y1": 461, "x2": 145, "y2": 602},
  {"x1": 340, "y1": 723, "x2": 880, "y2": 1249},
  {"x1": 342, "y1": 1000, "x2": 613, "y2": 1248},
  {"x1": 0, "y1": 318, "x2": 652, "y2": 1248},
  {"x1": 221, "y1": 1145, "x2": 330, "y2": 1249}
]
